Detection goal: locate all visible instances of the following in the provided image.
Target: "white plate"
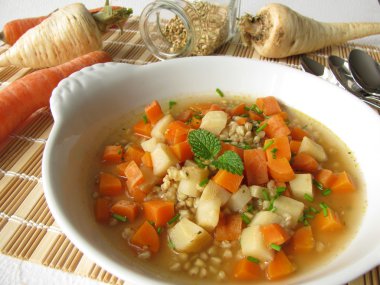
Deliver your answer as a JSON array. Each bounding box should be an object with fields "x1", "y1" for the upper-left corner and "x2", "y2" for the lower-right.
[{"x1": 42, "y1": 56, "x2": 380, "y2": 285}]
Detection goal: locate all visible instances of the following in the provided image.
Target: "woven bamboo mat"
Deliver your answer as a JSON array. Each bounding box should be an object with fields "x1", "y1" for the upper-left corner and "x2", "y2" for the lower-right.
[{"x1": 0, "y1": 17, "x2": 379, "y2": 285}]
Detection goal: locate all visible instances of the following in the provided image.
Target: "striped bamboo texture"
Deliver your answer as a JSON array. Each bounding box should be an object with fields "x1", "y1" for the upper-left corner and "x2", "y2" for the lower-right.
[{"x1": 0, "y1": 17, "x2": 379, "y2": 285}]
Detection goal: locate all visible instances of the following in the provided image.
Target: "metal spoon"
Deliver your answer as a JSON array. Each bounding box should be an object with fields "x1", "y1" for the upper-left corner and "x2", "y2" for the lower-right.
[
  {"x1": 328, "y1": 55, "x2": 380, "y2": 109},
  {"x1": 348, "y1": 49, "x2": 380, "y2": 97},
  {"x1": 300, "y1": 55, "x2": 380, "y2": 110}
]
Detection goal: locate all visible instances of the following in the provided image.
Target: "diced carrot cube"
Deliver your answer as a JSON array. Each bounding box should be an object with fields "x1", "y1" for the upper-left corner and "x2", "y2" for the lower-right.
[
  {"x1": 266, "y1": 251, "x2": 296, "y2": 280},
  {"x1": 221, "y1": 142, "x2": 244, "y2": 160},
  {"x1": 292, "y1": 152, "x2": 319, "y2": 173},
  {"x1": 133, "y1": 120, "x2": 152, "y2": 138},
  {"x1": 261, "y1": 223, "x2": 290, "y2": 246},
  {"x1": 312, "y1": 208, "x2": 343, "y2": 232},
  {"x1": 116, "y1": 162, "x2": 130, "y2": 176},
  {"x1": 170, "y1": 140, "x2": 194, "y2": 163},
  {"x1": 291, "y1": 127, "x2": 309, "y2": 141},
  {"x1": 124, "y1": 161, "x2": 145, "y2": 187},
  {"x1": 289, "y1": 140, "x2": 301, "y2": 154},
  {"x1": 215, "y1": 214, "x2": 243, "y2": 241},
  {"x1": 94, "y1": 197, "x2": 110, "y2": 223},
  {"x1": 99, "y1": 172, "x2": 123, "y2": 196},
  {"x1": 111, "y1": 200, "x2": 139, "y2": 222},
  {"x1": 291, "y1": 226, "x2": 315, "y2": 253},
  {"x1": 141, "y1": 152, "x2": 153, "y2": 168},
  {"x1": 130, "y1": 221, "x2": 160, "y2": 253},
  {"x1": 102, "y1": 145, "x2": 123, "y2": 163},
  {"x1": 124, "y1": 145, "x2": 144, "y2": 165},
  {"x1": 264, "y1": 114, "x2": 291, "y2": 138},
  {"x1": 177, "y1": 109, "x2": 193, "y2": 122},
  {"x1": 213, "y1": 169, "x2": 243, "y2": 193},
  {"x1": 248, "y1": 110, "x2": 264, "y2": 121},
  {"x1": 145, "y1": 100, "x2": 164, "y2": 125},
  {"x1": 256, "y1": 96, "x2": 282, "y2": 116},
  {"x1": 314, "y1": 169, "x2": 335, "y2": 189},
  {"x1": 244, "y1": 148, "x2": 269, "y2": 185},
  {"x1": 267, "y1": 156, "x2": 295, "y2": 182},
  {"x1": 330, "y1": 171, "x2": 355, "y2": 193},
  {"x1": 230, "y1": 103, "x2": 246, "y2": 116},
  {"x1": 264, "y1": 136, "x2": 291, "y2": 161},
  {"x1": 164, "y1": 120, "x2": 191, "y2": 145},
  {"x1": 143, "y1": 200, "x2": 175, "y2": 227},
  {"x1": 233, "y1": 258, "x2": 262, "y2": 280}
]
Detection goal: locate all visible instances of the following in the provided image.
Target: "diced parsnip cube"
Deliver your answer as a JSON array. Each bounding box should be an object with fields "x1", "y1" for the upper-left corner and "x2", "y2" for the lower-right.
[
  {"x1": 178, "y1": 166, "x2": 209, "y2": 197},
  {"x1": 141, "y1": 137, "x2": 161, "y2": 152},
  {"x1": 184, "y1": 160, "x2": 198, "y2": 167},
  {"x1": 250, "y1": 185, "x2": 267, "y2": 199},
  {"x1": 249, "y1": 211, "x2": 285, "y2": 227},
  {"x1": 199, "y1": 111, "x2": 228, "y2": 135},
  {"x1": 227, "y1": 185, "x2": 252, "y2": 212},
  {"x1": 200, "y1": 180, "x2": 231, "y2": 206},
  {"x1": 151, "y1": 114, "x2": 174, "y2": 140},
  {"x1": 151, "y1": 143, "x2": 179, "y2": 177},
  {"x1": 196, "y1": 199, "x2": 221, "y2": 231},
  {"x1": 298, "y1": 137, "x2": 327, "y2": 162},
  {"x1": 274, "y1": 196, "x2": 304, "y2": 228},
  {"x1": 138, "y1": 166, "x2": 159, "y2": 192},
  {"x1": 241, "y1": 225, "x2": 274, "y2": 262},
  {"x1": 289, "y1": 174, "x2": 313, "y2": 200},
  {"x1": 168, "y1": 218, "x2": 212, "y2": 253}
]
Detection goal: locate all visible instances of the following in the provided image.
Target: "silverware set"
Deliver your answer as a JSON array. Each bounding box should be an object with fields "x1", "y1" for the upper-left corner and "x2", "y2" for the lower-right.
[{"x1": 300, "y1": 49, "x2": 380, "y2": 111}]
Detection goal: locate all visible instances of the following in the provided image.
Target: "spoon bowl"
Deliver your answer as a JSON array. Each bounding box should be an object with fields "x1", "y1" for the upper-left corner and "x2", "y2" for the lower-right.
[{"x1": 349, "y1": 49, "x2": 380, "y2": 96}]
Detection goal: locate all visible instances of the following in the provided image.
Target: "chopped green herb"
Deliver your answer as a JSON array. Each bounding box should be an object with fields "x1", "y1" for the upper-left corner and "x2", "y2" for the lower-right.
[
  {"x1": 309, "y1": 206, "x2": 318, "y2": 213},
  {"x1": 240, "y1": 113, "x2": 249, "y2": 118},
  {"x1": 263, "y1": 139, "x2": 274, "y2": 151},
  {"x1": 276, "y1": 187, "x2": 286, "y2": 195},
  {"x1": 270, "y1": 243, "x2": 282, "y2": 251},
  {"x1": 222, "y1": 139, "x2": 233, "y2": 143},
  {"x1": 112, "y1": 214, "x2": 128, "y2": 222},
  {"x1": 157, "y1": 227, "x2": 162, "y2": 234},
  {"x1": 193, "y1": 114, "x2": 203, "y2": 119},
  {"x1": 167, "y1": 213, "x2": 180, "y2": 225},
  {"x1": 304, "y1": 193, "x2": 314, "y2": 202},
  {"x1": 270, "y1": 206, "x2": 277, "y2": 212},
  {"x1": 168, "y1": 238, "x2": 175, "y2": 249},
  {"x1": 319, "y1": 202, "x2": 329, "y2": 217},
  {"x1": 118, "y1": 149, "x2": 122, "y2": 155},
  {"x1": 246, "y1": 204, "x2": 254, "y2": 213},
  {"x1": 216, "y1": 88, "x2": 224, "y2": 97},
  {"x1": 142, "y1": 114, "x2": 148, "y2": 124},
  {"x1": 169, "y1": 100, "x2": 177, "y2": 109},
  {"x1": 305, "y1": 214, "x2": 314, "y2": 219},
  {"x1": 322, "y1": 189, "x2": 332, "y2": 196},
  {"x1": 262, "y1": 189, "x2": 270, "y2": 201},
  {"x1": 313, "y1": 179, "x2": 324, "y2": 191},
  {"x1": 241, "y1": 213, "x2": 251, "y2": 225},
  {"x1": 247, "y1": 256, "x2": 260, "y2": 263},
  {"x1": 245, "y1": 104, "x2": 263, "y2": 114},
  {"x1": 199, "y1": 178, "x2": 209, "y2": 187},
  {"x1": 302, "y1": 124, "x2": 308, "y2": 130},
  {"x1": 148, "y1": 220, "x2": 155, "y2": 226},
  {"x1": 256, "y1": 122, "x2": 268, "y2": 134},
  {"x1": 271, "y1": 148, "x2": 278, "y2": 159}
]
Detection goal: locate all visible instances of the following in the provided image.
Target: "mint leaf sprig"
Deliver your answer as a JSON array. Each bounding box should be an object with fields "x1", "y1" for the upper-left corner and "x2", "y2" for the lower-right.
[{"x1": 188, "y1": 129, "x2": 244, "y2": 175}]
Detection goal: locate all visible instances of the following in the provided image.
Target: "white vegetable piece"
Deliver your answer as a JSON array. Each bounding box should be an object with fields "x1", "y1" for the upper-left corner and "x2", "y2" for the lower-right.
[
  {"x1": 298, "y1": 136, "x2": 327, "y2": 162},
  {"x1": 141, "y1": 137, "x2": 161, "y2": 152},
  {"x1": 138, "y1": 166, "x2": 159, "y2": 193},
  {"x1": 199, "y1": 111, "x2": 228, "y2": 135},
  {"x1": 151, "y1": 114, "x2": 174, "y2": 140},
  {"x1": 151, "y1": 143, "x2": 179, "y2": 177},
  {"x1": 289, "y1": 174, "x2": 314, "y2": 200},
  {"x1": 249, "y1": 211, "x2": 285, "y2": 227},
  {"x1": 196, "y1": 199, "x2": 221, "y2": 231},
  {"x1": 227, "y1": 185, "x2": 252, "y2": 212},
  {"x1": 273, "y1": 196, "x2": 304, "y2": 228},
  {"x1": 200, "y1": 180, "x2": 231, "y2": 206},
  {"x1": 250, "y1": 185, "x2": 267, "y2": 199},
  {"x1": 178, "y1": 166, "x2": 209, "y2": 197},
  {"x1": 240, "y1": 225, "x2": 273, "y2": 262},
  {"x1": 168, "y1": 218, "x2": 212, "y2": 253}
]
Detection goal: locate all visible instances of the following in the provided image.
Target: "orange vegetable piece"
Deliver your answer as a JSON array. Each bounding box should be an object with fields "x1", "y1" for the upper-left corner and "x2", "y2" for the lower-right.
[
  {"x1": 143, "y1": 200, "x2": 175, "y2": 227},
  {"x1": 144, "y1": 100, "x2": 164, "y2": 125},
  {"x1": 99, "y1": 172, "x2": 123, "y2": 196},
  {"x1": 221, "y1": 142, "x2": 244, "y2": 159},
  {"x1": 264, "y1": 136, "x2": 291, "y2": 161},
  {"x1": 209, "y1": 104, "x2": 223, "y2": 112},
  {"x1": 230, "y1": 103, "x2": 246, "y2": 116},
  {"x1": 133, "y1": 120, "x2": 152, "y2": 138},
  {"x1": 261, "y1": 223, "x2": 290, "y2": 246},
  {"x1": 215, "y1": 214, "x2": 243, "y2": 241},
  {"x1": 213, "y1": 169, "x2": 243, "y2": 193},
  {"x1": 291, "y1": 226, "x2": 315, "y2": 253},
  {"x1": 289, "y1": 140, "x2": 301, "y2": 154},
  {"x1": 264, "y1": 114, "x2": 291, "y2": 138},
  {"x1": 170, "y1": 140, "x2": 194, "y2": 163},
  {"x1": 330, "y1": 171, "x2": 355, "y2": 193},
  {"x1": 111, "y1": 200, "x2": 139, "y2": 222},
  {"x1": 243, "y1": 148, "x2": 269, "y2": 185},
  {"x1": 291, "y1": 127, "x2": 309, "y2": 141},
  {"x1": 177, "y1": 109, "x2": 193, "y2": 122},
  {"x1": 116, "y1": 162, "x2": 130, "y2": 176},
  {"x1": 312, "y1": 208, "x2": 343, "y2": 232},
  {"x1": 190, "y1": 116, "x2": 202, "y2": 129},
  {"x1": 266, "y1": 250, "x2": 296, "y2": 280},
  {"x1": 267, "y1": 157, "x2": 295, "y2": 182},
  {"x1": 292, "y1": 152, "x2": 319, "y2": 173},
  {"x1": 248, "y1": 110, "x2": 264, "y2": 121},
  {"x1": 233, "y1": 258, "x2": 262, "y2": 280},
  {"x1": 130, "y1": 221, "x2": 160, "y2": 253},
  {"x1": 141, "y1": 152, "x2": 153, "y2": 168},
  {"x1": 314, "y1": 169, "x2": 335, "y2": 188},
  {"x1": 236, "y1": 117, "x2": 248, "y2": 125},
  {"x1": 164, "y1": 120, "x2": 191, "y2": 145},
  {"x1": 127, "y1": 183, "x2": 147, "y2": 203},
  {"x1": 102, "y1": 145, "x2": 123, "y2": 163},
  {"x1": 124, "y1": 161, "x2": 145, "y2": 188},
  {"x1": 124, "y1": 145, "x2": 144, "y2": 165},
  {"x1": 94, "y1": 197, "x2": 110, "y2": 223},
  {"x1": 256, "y1": 96, "x2": 282, "y2": 116}
]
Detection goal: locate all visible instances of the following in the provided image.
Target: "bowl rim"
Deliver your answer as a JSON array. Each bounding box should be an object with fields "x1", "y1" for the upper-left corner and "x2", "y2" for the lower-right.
[{"x1": 42, "y1": 56, "x2": 380, "y2": 285}]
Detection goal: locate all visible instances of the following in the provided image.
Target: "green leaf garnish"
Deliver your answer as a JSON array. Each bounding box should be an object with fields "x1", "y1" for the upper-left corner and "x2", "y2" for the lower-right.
[
  {"x1": 112, "y1": 214, "x2": 128, "y2": 222},
  {"x1": 212, "y1": 151, "x2": 244, "y2": 175},
  {"x1": 188, "y1": 129, "x2": 221, "y2": 160},
  {"x1": 169, "y1": 100, "x2": 177, "y2": 109},
  {"x1": 247, "y1": 256, "x2": 260, "y2": 263},
  {"x1": 216, "y1": 88, "x2": 224, "y2": 97}
]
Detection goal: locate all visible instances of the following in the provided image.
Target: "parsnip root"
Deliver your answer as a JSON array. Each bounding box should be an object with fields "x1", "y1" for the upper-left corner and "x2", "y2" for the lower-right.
[{"x1": 239, "y1": 3, "x2": 380, "y2": 58}]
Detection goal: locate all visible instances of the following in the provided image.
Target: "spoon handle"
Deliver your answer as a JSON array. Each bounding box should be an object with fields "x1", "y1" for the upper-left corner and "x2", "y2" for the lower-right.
[{"x1": 362, "y1": 97, "x2": 380, "y2": 111}]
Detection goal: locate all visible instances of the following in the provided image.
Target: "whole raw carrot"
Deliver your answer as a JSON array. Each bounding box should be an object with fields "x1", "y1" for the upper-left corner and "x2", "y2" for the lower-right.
[
  {"x1": 239, "y1": 3, "x2": 380, "y2": 58},
  {"x1": 0, "y1": 6, "x2": 122, "y2": 46},
  {"x1": 0, "y1": 50, "x2": 112, "y2": 143}
]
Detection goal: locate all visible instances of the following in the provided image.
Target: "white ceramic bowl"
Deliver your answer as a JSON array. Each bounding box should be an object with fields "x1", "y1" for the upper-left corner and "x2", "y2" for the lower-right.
[{"x1": 42, "y1": 57, "x2": 380, "y2": 285}]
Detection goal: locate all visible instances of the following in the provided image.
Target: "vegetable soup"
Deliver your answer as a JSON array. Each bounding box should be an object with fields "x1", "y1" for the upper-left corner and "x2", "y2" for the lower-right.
[{"x1": 92, "y1": 93, "x2": 365, "y2": 282}]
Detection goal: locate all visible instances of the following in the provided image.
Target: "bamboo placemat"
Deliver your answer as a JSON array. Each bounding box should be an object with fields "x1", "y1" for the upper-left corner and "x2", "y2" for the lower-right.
[{"x1": 0, "y1": 17, "x2": 379, "y2": 285}]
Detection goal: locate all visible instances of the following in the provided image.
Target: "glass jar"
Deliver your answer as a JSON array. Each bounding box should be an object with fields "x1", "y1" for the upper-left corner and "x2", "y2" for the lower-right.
[{"x1": 139, "y1": 0, "x2": 240, "y2": 60}]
